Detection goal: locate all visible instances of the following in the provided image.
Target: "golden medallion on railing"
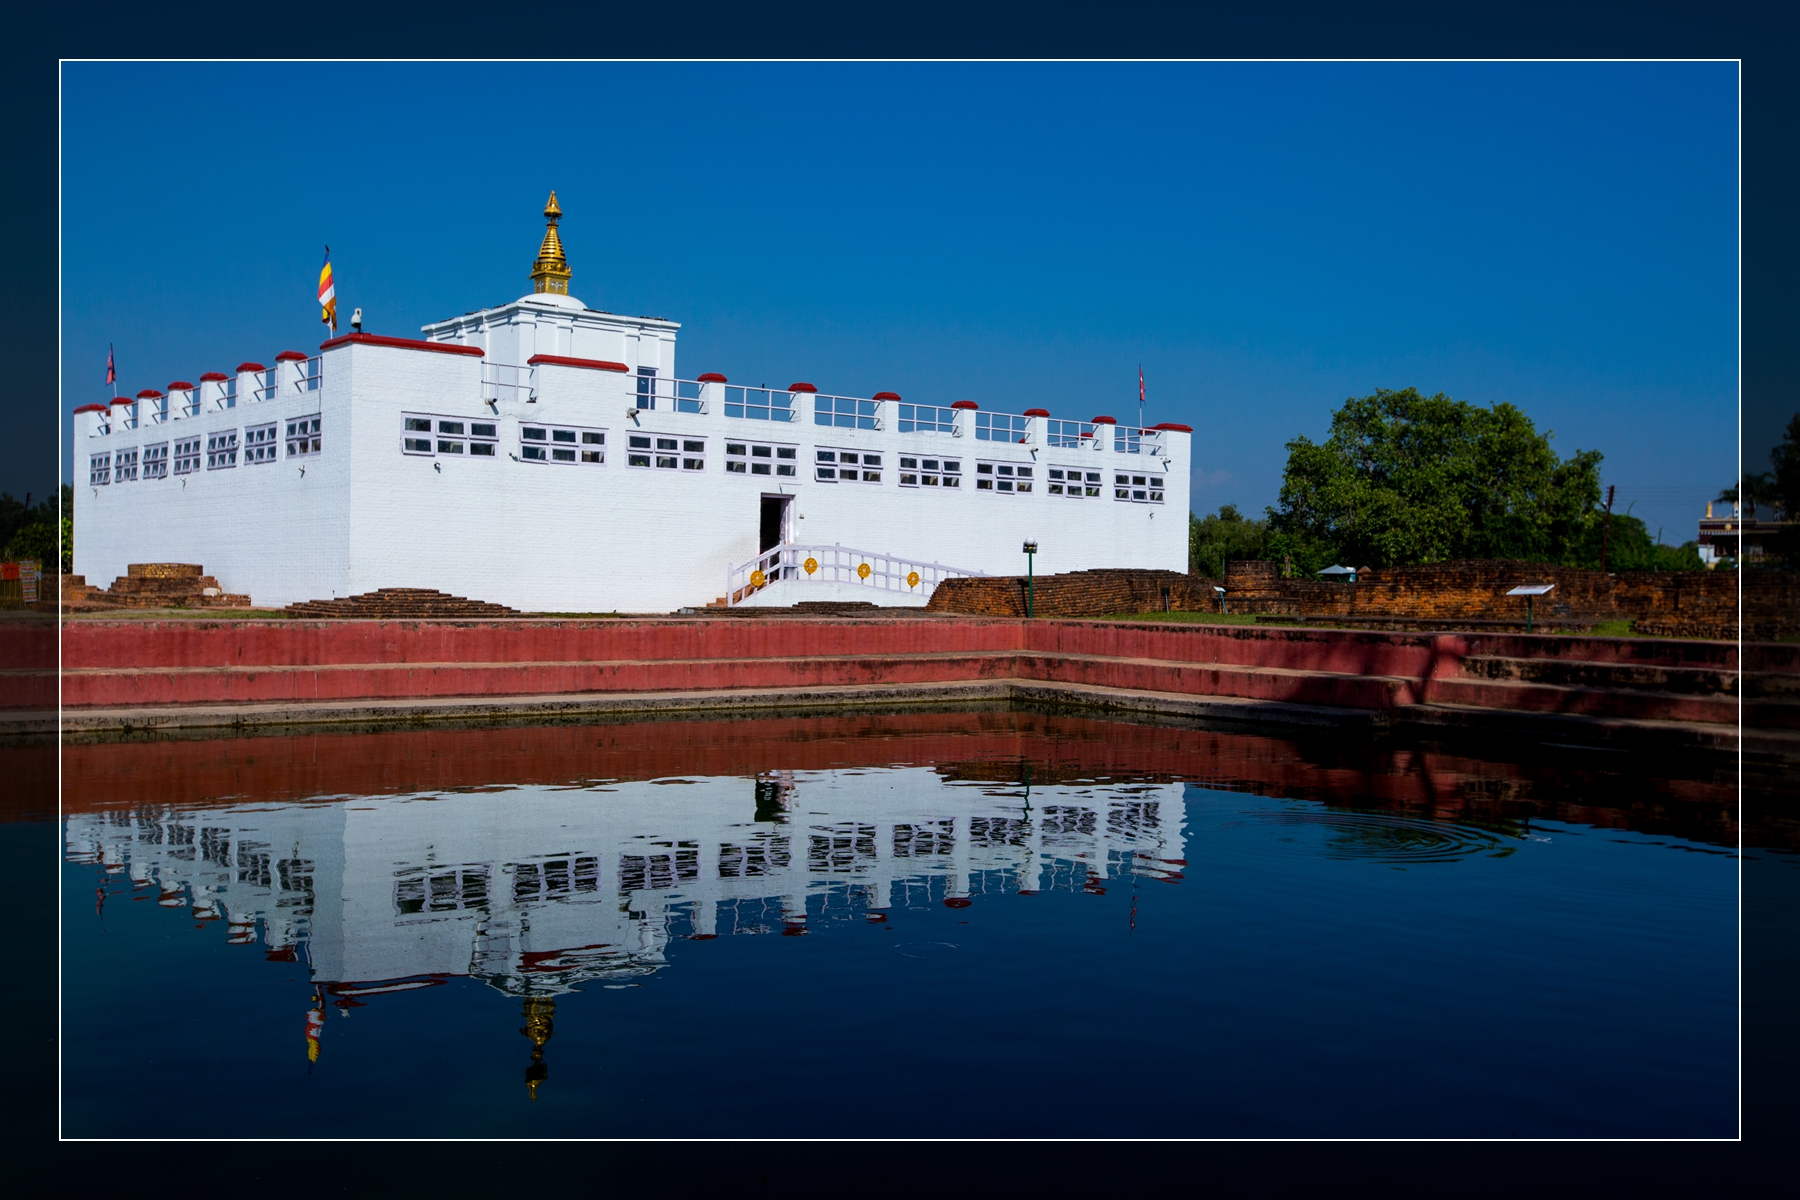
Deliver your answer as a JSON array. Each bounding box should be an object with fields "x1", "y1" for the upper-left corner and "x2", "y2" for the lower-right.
[
  {"x1": 750, "y1": 569, "x2": 767, "y2": 588},
  {"x1": 857, "y1": 563, "x2": 871, "y2": 580},
  {"x1": 804, "y1": 557, "x2": 818, "y2": 575},
  {"x1": 907, "y1": 571, "x2": 921, "y2": 588}
]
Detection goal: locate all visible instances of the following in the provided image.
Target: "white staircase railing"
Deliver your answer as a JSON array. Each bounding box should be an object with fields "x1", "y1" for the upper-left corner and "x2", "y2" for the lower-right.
[{"x1": 725, "y1": 543, "x2": 987, "y2": 607}]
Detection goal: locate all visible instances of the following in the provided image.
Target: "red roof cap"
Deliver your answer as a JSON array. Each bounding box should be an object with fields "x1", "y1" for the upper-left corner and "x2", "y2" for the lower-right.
[
  {"x1": 167, "y1": 381, "x2": 194, "y2": 391},
  {"x1": 872, "y1": 391, "x2": 901, "y2": 401},
  {"x1": 696, "y1": 372, "x2": 728, "y2": 383},
  {"x1": 788, "y1": 382, "x2": 817, "y2": 393},
  {"x1": 198, "y1": 372, "x2": 229, "y2": 382},
  {"x1": 951, "y1": 400, "x2": 979, "y2": 410},
  {"x1": 943, "y1": 897, "x2": 973, "y2": 909},
  {"x1": 322, "y1": 332, "x2": 484, "y2": 358},
  {"x1": 135, "y1": 389, "x2": 163, "y2": 399},
  {"x1": 1091, "y1": 415, "x2": 1117, "y2": 425},
  {"x1": 1023, "y1": 407, "x2": 1050, "y2": 417},
  {"x1": 236, "y1": 362, "x2": 266, "y2": 373},
  {"x1": 73, "y1": 403, "x2": 107, "y2": 414},
  {"x1": 113, "y1": 396, "x2": 138, "y2": 406},
  {"x1": 275, "y1": 350, "x2": 309, "y2": 362},
  {"x1": 526, "y1": 353, "x2": 626, "y2": 372},
  {"x1": 1153, "y1": 422, "x2": 1193, "y2": 433}
]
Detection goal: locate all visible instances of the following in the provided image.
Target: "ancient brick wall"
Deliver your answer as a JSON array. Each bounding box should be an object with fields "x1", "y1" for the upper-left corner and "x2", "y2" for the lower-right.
[
  {"x1": 927, "y1": 569, "x2": 1220, "y2": 618},
  {"x1": 1222, "y1": 559, "x2": 1797, "y2": 640}
]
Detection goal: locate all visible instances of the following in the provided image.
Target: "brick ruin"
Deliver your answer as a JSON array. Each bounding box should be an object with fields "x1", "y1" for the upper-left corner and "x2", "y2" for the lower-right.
[
  {"x1": 929, "y1": 560, "x2": 1799, "y2": 641},
  {"x1": 925, "y1": 568, "x2": 1221, "y2": 619},
  {"x1": 59, "y1": 563, "x2": 251, "y2": 612}
]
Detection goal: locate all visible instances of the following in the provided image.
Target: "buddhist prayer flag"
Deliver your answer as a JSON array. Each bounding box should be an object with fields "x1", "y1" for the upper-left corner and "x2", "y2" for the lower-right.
[{"x1": 319, "y1": 247, "x2": 337, "y2": 332}]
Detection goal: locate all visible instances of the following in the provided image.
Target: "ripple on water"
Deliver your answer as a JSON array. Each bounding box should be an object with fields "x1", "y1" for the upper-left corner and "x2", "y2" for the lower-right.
[{"x1": 1231, "y1": 808, "x2": 1514, "y2": 865}]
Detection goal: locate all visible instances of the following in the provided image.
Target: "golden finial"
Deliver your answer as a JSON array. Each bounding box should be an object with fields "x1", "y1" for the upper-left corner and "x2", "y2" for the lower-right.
[
  {"x1": 521, "y1": 997, "x2": 555, "y2": 1099},
  {"x1": 530, "y1": 191, "x2": 571, "y2": 295}
]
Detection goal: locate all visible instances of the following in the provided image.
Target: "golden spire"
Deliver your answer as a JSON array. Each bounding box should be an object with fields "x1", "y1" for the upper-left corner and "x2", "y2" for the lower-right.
[
  {"x1": 521, "y1": 997, "x2": 555, "y2": 1099},
  {"x1": 530, "y1": 191, "x2": 572, "y2": 295}
]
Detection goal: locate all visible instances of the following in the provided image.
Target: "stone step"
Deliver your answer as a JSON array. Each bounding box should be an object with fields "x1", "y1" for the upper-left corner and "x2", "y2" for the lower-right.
[
  {"x1": 50, "y1": 650, "x2": 1421, "y2": 712},
  {"x1": 1459, "y1": 655, "x2": 1739, "y2": 696},
  {"x1": 1420, "y1": 676, "x2": 1739, "y2": 725}
]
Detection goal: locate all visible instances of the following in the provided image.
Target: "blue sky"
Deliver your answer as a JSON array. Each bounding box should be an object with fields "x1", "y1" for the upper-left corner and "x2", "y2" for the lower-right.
[{"x1": 59, "y1": 61, "x2": 1738, "y2": 538}]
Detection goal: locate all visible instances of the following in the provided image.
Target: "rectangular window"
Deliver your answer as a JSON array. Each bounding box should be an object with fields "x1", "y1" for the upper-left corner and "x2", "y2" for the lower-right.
[
  {"x1": 114, "y1": 447, "x2": 139, "y2": 482},
  {"x1": 724, "y1": 441, "x2": 796, "y2": 476},
  {"x1": 625, "y1": 432, "x2": 685, "y2": 470},
  {"x1": 816, "y1": 448, "x2": 882, "y2": 483},
  {"x1": 976, "y1": 461, "x2": 1033, "y2": 493},
  {"x1": 636, "y1": 367, "x2": 657, "y2": 410},
  {"x1": 975, "y1": 412, "x2": 1031, "y2": 443},
  {"x1": 1048, "y1": 467, "x2": 1103, "y2": 498},
  {"x1": 173, "y1": 437, "x2": 200, "y2": 475},
  {"x1": 897, "y1": 403, "x2": 958, "y2": 434},
  {"x1": 206, "y1": 430, "x2": 239, "y2": 470},
  {"x1": 724, "y1": 387, "x2": 796, "y2": 423},
  {"x1": 286, "y1": 415, "x2": 322, "y2": 458},
  {"x1": 89, "y1": 452, "x2": 110, "y2": 487},
  {"x1": 522, "y1": 423, "x2": 604, "y2": 465},
  {"x1": 244, "y1": 422, "x2": 278, "y2": 465},
  {"x1": 404, "y1": 415, "x2": 435, "y2": 455},
  {"x1": 142, "y1": 442, "x2": 169, "y2": 480},
  {"x1": 897, "y1": 456, "x2": 961, "y2": 488},
  {"x1": 1045, "y1": 419, "x2": 1096, "y2": 449},
  {"x1": 1114, "y1": 472, "x2": 1165, "y2": 503},
  {"x1": 814, "y1": 394, "x2": 881, "y2": 430}
]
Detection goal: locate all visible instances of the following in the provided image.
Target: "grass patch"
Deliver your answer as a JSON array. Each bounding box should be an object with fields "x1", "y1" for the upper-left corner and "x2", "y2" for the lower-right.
[
  {"x1": 1583, "y1": 620, "x2": 1636, "y2": 638},
  {"x1": 1094, "y1": 610, "x2": 1264, "y2": 625}
]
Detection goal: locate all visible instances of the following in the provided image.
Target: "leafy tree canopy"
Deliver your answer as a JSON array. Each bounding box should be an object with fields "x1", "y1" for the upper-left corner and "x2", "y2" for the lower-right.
[
  {"x1": 1266, "y1": 388, "x2": 1605, "y2": 572},
  {"x1": 1189, "y1": 504, "x2": 1273, "y2": 578},
  {"x1": 1, "y1": 485, "x2": 68, "y2": 573}
]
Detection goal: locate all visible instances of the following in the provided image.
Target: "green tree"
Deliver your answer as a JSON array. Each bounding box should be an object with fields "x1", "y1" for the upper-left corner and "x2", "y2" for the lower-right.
[
  {"x1": 1267, "y1": 387, "x2": 1603, "y2": 571},
  {"x1": 1, "y1": 486, "x2": 65, "y2": 572},
  {"x1": 1189, "y1": 504, "x2": 1272, "y2": 578}
]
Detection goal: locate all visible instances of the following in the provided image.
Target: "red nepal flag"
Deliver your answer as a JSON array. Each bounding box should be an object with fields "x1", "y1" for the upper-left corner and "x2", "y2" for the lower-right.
[
  {"x1": 106, "y1": 344, "x2": 115, "y2": 387},
  {"x1": 1139, "y1": 365, "x2": 1145, "y2": 404}
]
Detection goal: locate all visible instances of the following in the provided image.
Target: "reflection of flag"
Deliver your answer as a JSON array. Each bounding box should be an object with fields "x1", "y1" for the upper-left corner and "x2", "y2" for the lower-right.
[
  {"x1": 318, "y1": 247, "x2": 337, "y2": 332},
  {"x1": 105, "y1": 345, "x2": 115, "y2": 388}
]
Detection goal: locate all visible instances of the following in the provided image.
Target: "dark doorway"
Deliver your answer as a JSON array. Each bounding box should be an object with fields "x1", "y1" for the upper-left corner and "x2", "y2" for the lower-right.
[{"x1": 759, "y1": 497, "x2": 788, "y2": 553}]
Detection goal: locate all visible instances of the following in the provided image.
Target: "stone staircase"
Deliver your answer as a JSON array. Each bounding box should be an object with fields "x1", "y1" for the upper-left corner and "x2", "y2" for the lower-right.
[
  {"x1": 282, "y1": 588, "x2": 521, "y2": 619},
  {"x1": 1420, "y1": 635, "x2": 1799, "y2": 731}
]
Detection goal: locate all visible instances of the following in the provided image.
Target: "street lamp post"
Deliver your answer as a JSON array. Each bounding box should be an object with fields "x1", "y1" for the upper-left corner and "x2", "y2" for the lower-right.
[{"x1": 1022, "y1": 541, "x2": 1038, "y2": 618}]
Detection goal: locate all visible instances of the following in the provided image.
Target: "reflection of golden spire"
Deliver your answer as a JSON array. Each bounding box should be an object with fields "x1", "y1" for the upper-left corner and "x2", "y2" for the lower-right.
[
  {"x1": 306, "y1": 990, "x2": 325, "y2": 1064},
  {"x1": 530, "y1": 192, "x2": 571, "y2": 295},
  {"x1": 521, "y1": 997, "x2": 556, "y2": 1100}
]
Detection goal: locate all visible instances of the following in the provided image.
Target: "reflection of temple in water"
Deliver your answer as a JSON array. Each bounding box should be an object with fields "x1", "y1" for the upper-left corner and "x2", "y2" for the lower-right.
[{"x1": 66, "y1": 767, "x2": 1187, "y2": 1062}]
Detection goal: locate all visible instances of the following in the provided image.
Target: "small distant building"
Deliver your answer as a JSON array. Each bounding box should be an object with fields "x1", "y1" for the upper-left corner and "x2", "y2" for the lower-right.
[
  {"x1": 72, "y1": 196, "x2": 1192, "y2": 612},
  {"x1": 1697, "y1": 500, "x2": 1791, "y2": 567}
]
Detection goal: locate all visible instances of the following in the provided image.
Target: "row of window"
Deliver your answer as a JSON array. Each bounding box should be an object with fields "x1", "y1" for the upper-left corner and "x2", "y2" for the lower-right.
[
  {"x1": 390, "y1": 415, "x2": 1164, "y2": 502},
  {"x1": 88, "y1": 417, "x2": 321, "y2": 485}
]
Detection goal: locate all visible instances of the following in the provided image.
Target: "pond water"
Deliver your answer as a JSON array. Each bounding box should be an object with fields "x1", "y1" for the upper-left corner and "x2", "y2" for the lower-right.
[{"x1": 58, "y1": 707, "x2": 1744, "y2": 1138}]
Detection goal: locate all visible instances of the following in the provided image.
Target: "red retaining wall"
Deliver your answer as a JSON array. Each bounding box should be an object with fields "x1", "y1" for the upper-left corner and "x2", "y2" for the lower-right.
[{"x1": 27, "y1": 615, "x2": 1767, "y2": 730}]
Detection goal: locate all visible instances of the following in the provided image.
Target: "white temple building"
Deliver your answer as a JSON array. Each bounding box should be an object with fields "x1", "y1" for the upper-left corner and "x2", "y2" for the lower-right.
[{"x1": 73, "y1": 195, "x2": 1192, "y2": 612}]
